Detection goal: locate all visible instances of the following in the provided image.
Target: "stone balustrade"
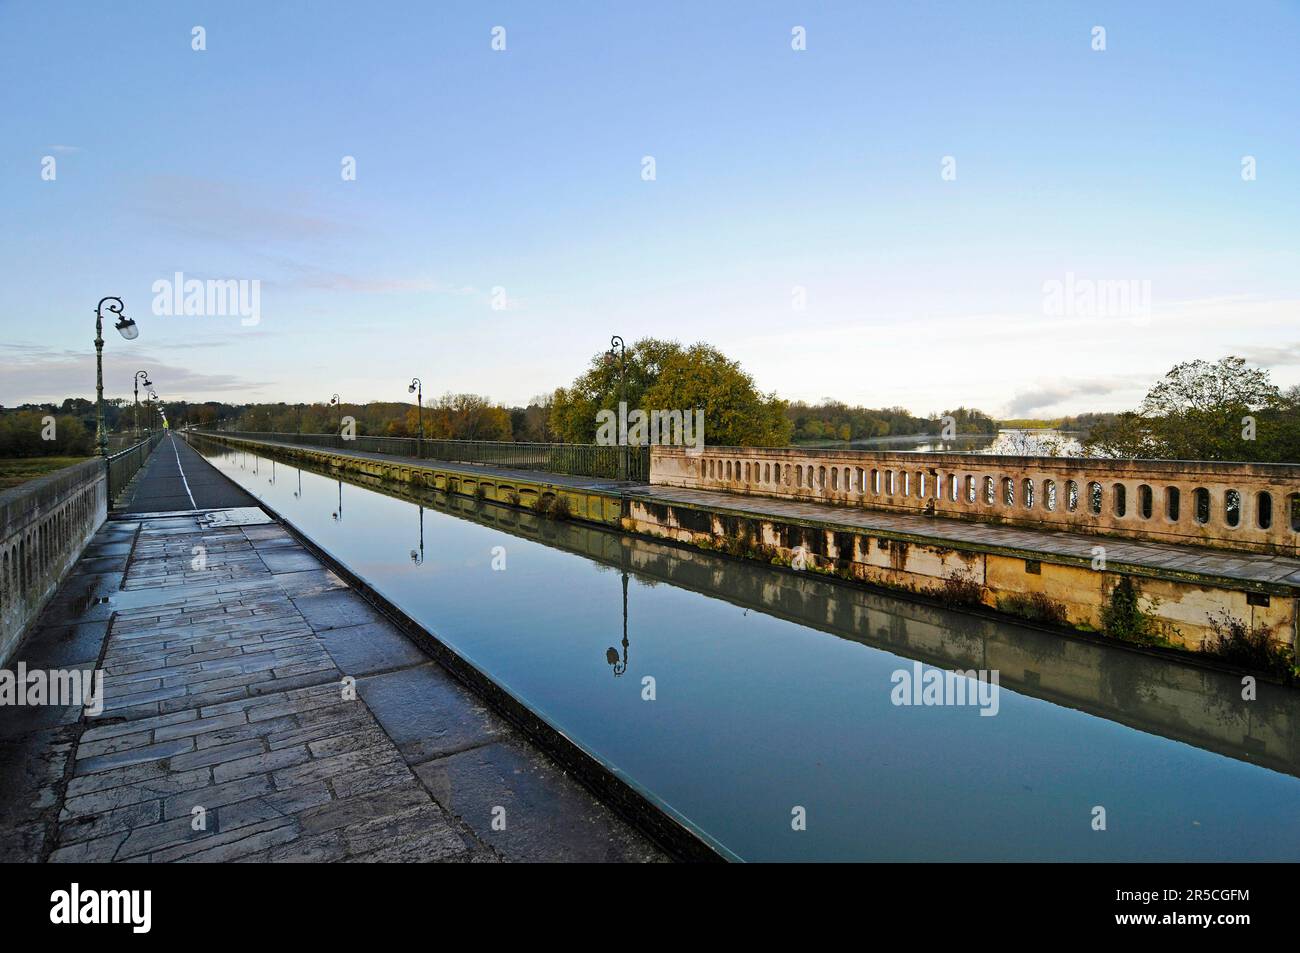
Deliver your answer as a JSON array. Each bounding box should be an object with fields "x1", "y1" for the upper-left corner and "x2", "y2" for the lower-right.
[
  {"x1": 651, "y1": 446, "x2": 1300, "y2": 556},
  {"x1": 0, "y1": 460, "x2": 107, "y2": 665}
]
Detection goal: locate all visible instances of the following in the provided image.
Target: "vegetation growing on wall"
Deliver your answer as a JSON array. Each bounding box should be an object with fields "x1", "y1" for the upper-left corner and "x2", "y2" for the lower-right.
[
  {"x1": 1203, "y1": 610, "x2": 1296, "y2": 680},
  {"x1": 937, "y1": 567, "x2": 985, "y2": 608},
  {"x1": 996, "y1": 592, "x2": 1069, "y2": 626},
  {"x1": 1099, "y1": 577, "x2": 1168, "y2": 646}
]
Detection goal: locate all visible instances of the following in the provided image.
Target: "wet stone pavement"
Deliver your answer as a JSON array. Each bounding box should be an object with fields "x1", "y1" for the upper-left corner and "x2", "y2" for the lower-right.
[{"x1": 0, "y1": 445, "x2": 663, "y2": 862}]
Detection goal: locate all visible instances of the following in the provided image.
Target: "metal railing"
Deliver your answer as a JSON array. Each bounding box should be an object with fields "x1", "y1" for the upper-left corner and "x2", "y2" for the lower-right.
[
  {"x1": 200, "y1": 431, "x2": 651, "y2": 482},
  {"x1": 107, "y1": 431, "x2": 165, "y2": 500}
]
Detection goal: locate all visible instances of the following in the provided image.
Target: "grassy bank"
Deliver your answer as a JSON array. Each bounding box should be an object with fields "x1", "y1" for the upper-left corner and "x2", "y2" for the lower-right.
[{"x1": 0, "y1": 456, "x2": 93, "y2": 490}]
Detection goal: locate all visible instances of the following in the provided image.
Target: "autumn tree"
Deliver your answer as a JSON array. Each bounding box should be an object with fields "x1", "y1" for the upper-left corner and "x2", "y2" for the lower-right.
[
  {"x1": 549, "y1": 338, "x2": 791, "y2": 446},
  {"x1": 1087, "y1": 357, "x2": 1290, "y2": 460}
]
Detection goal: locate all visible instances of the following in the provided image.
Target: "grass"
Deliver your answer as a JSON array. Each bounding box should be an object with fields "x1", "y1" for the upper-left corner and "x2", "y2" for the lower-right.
[{"x1": 0, "y1": 456, "x2": 93, "y2": 490}]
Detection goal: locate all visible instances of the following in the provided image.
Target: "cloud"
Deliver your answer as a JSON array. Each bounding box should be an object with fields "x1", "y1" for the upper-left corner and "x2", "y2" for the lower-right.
[
  {"x1": 1003, "y1": 376, "x2": 1147, "y2": 418},
  {"x1": 132, "y1": 175, "x2": 340, "y2": 245},
  {"x1": 0, "y1": 344, "x2": 250, "y2": 405},
  {"x1": 1234, "y1": 342, "x2": 1300, "y2": 367}
]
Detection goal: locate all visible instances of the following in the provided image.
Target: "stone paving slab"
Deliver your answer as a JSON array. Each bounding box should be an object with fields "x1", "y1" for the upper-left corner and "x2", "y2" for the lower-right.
[
  {"x1": 631, "y1": 484, "x2": 1300, "y2": 589},
  {"x1": 0, "y1": 501, "x2": 665, "y2": 862}
]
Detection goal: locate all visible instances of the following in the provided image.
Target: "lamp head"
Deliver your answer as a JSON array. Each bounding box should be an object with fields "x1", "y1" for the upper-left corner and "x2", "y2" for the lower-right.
[{"x1": 115, "y1": 316, "x2": 139, "y2": 340}]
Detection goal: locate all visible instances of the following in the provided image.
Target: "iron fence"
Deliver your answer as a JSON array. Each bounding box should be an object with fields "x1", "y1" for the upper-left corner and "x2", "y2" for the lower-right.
[
  {"x1": 202, "y1": 430, "x2": 649, "y2": 481},
  {"x1": 107, "y1": 431, "x2": 165, "y2": 500}
]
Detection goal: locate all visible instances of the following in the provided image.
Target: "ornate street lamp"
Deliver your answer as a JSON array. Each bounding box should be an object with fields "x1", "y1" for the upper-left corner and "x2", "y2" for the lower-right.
[
  {"x1": 329, "y1": 393, "x2": 340, "y2": 438},
  {"x1": 605, "y1": 570, "x2": 630, "y2": 677},
  {"x1": 94, "y1": 297, "x2": 139, "y2": 456},
  {"x1": 133, "y1": 371, "x2": 152, "y2": 438},
  {"x1": 410, "y1": 505, "x2": 425, "y2": 564},
  {"x1": 407, "y1": 377, "x2": 424, "y2": 458},
  {"x1": 605, "y1": 335, "x2": 627, "y2": 479}
]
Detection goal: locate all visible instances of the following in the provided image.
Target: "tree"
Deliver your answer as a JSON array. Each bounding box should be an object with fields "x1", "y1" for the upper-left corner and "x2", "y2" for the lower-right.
[
  {"x1": 1087, "y1": 357, "x2": 1288, "y2": 460},
  {"x1": 427, "y1": 393, "x2": 512, "y2": 441},
  {"x1": 549, "y1": 338, "x2": 791, "y2": 447}
]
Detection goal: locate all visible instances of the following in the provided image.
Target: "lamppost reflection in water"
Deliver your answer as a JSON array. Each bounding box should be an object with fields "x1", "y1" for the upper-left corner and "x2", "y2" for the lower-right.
[
  {"x1": 293, "y1": 468, "x2": 302, "y2": 499},
  {"x1": 410, "y1": 505, "x2": 425, "y2": 565},
  {"x1": 332, "y1": 479, "x2": 343, "y2": 521},
  {"x1": 605, "y1": 569, "x2": 630, "y2": 677}
]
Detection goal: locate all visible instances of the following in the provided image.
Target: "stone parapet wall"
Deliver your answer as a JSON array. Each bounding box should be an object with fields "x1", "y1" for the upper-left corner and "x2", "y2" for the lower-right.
[
  {"x1": 0, "y1": 459, "x2": 107, "y2": 665},
  {"x1": 652, "y1": 446, "x2": 1300, "y2": 555}
]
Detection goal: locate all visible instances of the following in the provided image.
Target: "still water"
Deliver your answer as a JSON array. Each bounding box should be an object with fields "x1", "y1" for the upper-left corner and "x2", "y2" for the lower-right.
[
  {"x1": 802, "y1": 429, "x2": 1085, "y2": 455},
  {"x1": 198, "y1": 442, "x2": 1300, "y2": 861}
]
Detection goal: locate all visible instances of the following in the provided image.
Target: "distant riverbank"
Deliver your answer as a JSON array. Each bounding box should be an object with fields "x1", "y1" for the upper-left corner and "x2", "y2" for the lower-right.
[{"x1": 793, "y1": 429, "x2": 1084, "y2": 456}]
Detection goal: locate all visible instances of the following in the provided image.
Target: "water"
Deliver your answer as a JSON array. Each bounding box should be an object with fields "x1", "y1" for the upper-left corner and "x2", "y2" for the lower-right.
[
  {"x1": 799, "y1": 428, "x2": 1085, "y2": 455},
  {"x1": 197, "y1": 443, "x2": 1300, "y2": 861}
]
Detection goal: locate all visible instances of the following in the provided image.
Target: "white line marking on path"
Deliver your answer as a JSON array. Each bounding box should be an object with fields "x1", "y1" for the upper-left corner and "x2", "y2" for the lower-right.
[{"x1": 171, "y1": 435, "x2": 198, "y2": 509}]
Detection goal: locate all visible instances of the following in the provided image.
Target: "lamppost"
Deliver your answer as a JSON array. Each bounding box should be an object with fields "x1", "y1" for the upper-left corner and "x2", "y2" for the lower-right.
[
  {"x1": 146, "y1": 387, "x2": 158, "y2": 434},
  {"x1": 410, "y1": 505, "x2": 425, "y2": 565},
  {"x1": 329, "y1": 394, "x2": 340, "y2": 442},
  {"x1": 605, "y1": 569, "x2": 630, "y2": 677},
  {"x1": 133, "y1": 371, "x2": 152, "y2": 438},
  {"x1": 407, "y1": 377, "x2": 424, "y2": 458},
  {"x1": 94, "y1": 297, "x2": 139, "y2": 457},
  {"x1": 605, "y1": 335, "x2": 626, "y2": 480}
]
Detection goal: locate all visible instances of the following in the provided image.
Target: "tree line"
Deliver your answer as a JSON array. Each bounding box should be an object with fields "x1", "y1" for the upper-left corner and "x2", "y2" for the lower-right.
[{"x1": 5, "y1": 346, "x2": 1296, "y2": 463}]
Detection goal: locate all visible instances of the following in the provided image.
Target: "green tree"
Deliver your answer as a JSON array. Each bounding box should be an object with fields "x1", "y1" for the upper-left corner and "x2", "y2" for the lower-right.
[
  {"x1": 550, "y1": 338, "x2": 791, "y2": 446},
  {"x1": 1087, "y1": 357, "x2": 1283, "y2": 460}
]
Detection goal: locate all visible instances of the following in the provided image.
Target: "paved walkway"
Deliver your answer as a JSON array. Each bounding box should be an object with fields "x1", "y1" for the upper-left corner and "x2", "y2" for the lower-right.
[
  {"x1": 631, "y1": 485, "x2": 1300, "y2": 589},
  {"x1": 118, "y1": 433, "x2": 261, "y2": 513},
  {"x1": 0, "y1": 439, "x2": 663, "y2": 863}
]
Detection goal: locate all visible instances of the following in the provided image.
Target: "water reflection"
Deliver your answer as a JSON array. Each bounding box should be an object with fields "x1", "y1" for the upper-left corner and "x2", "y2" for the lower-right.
[
  {"x1": 411, "y1": 505, "x2": 425, "y2": 565},
  {"x1": 803, "y1": 428, "x2": 1086, "y2": 456},
  {"x1": 605, "y1": 570, "x2": 631, "y2": 677},
  {"x1": 194, "y1": 439, "x2": 1300, "y2": 861}
]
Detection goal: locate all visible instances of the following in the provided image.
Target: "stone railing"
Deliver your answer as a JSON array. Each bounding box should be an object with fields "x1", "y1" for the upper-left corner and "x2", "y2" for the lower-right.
[
  {"x1": 0, "y1": 459, "x2": 108, "y2": 665},
  {"x1": 651, "y1": 446, "x2": 1300, "y2": 555}
]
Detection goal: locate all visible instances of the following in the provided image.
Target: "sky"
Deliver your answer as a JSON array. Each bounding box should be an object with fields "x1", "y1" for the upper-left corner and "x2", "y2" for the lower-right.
[{"x1": 1, "y1": 1, "x2": 1298, "y2": 419}]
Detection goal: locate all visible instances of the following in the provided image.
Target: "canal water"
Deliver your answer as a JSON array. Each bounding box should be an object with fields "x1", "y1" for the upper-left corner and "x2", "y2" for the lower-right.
[{"x1": 197, "y1": 442, "x2": 1300, "y2": 862}]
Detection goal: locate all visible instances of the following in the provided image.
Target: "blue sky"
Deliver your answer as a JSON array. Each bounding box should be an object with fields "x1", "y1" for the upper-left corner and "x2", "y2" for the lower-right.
[{"x1": 2, "y1": 1, "x2": 1298, "y2": 417}]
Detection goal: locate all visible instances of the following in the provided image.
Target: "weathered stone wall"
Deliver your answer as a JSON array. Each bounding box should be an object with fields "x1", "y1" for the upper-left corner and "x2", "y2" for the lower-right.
[
  {"x1": 0, "y1": 460, "x2": 107, "y2": 665},
  {"x1": 652, "y1": 446, "x2": 1300, "y2": 555},
  {"x1": 624, "y1": 496, "x2": 1298, "y2": 652}
]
